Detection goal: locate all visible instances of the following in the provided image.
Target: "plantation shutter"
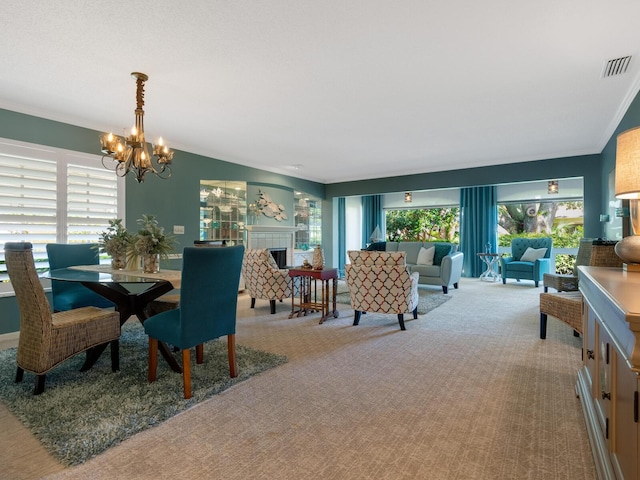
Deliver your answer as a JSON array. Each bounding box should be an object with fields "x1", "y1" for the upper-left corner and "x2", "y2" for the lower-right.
[
  {"x1": 0, "y1": 140, "x2": 122, "y2": 284},
  {"x1": 0, "y1": 150, "x2": 58, "y2": 280},
  {"x1": 67, "y1": 162, "x2": 119, "y2": 244}
]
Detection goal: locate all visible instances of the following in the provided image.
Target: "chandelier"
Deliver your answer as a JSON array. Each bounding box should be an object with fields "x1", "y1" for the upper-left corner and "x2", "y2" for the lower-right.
[{"x1": 100, "y1": 72, "x2": 174, "y2": 183}]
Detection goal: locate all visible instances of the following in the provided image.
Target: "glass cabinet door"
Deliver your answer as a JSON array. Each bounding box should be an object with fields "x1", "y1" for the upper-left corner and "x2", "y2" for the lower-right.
[
  {"x1": 294, "y1": 191, "x2": 322, "y2": 250},
  {"x1": 200, "y1": 181, "x2": 246, "y2": 245}
]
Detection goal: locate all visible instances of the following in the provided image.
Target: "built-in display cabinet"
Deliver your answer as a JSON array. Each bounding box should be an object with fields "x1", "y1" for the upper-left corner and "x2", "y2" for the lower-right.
[
  {"x1": 294, "y1": 191, "x2": 321, "y2": 251},
  {"x1": 578, "y1": 266, "x2": 640, "y2": 480},
  {"x1": 200, "y1": 181, "x2": 246, "y2": 245}
]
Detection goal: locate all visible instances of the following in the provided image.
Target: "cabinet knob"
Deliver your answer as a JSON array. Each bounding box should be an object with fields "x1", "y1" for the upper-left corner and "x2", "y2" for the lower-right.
[
  {"x1": 601, "y1": 391, "x2": 611, "y2": 400},
  {"x1": 586, "y1": 349, "x2": 595, "y2": 360}
]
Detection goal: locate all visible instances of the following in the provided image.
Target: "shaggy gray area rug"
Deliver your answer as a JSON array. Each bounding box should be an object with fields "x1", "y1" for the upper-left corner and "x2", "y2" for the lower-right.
[
  {"x1": 336, "y1": 284, "x2": 452, "y2": 315},
  {"x1": 0, "y1": 322, "x2": 287, "y2": 466}
]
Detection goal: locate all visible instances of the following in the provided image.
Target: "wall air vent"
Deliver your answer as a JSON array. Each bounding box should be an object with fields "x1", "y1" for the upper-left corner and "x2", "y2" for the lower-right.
[{"x1": 603, "y1": 56, "x2": 632, "y2": 78}]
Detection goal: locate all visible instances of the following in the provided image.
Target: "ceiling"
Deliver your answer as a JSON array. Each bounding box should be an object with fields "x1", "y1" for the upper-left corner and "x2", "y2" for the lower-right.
[{"x1": 2, "y1": 1, "x2": 640, "y2": 184}]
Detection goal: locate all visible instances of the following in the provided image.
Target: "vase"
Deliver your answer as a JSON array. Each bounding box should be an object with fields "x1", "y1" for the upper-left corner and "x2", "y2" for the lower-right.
[
  {"x1": 142, "y1": 253, "x2": 160, "y2": 273},
  {"x1": 110, "y1": 252, "x2": 127, "y2": 270},
  {"x1": 312, "y1": 246, "x2": 324, "y2": 270}
]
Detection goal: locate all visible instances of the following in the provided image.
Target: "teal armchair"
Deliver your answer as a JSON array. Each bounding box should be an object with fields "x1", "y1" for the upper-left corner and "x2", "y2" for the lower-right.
[
  {"x1": 46, "y1": 243, "x2": 115, "y2": 311},
  {"x1": 500, "y1": 237, "x2": 553, "y2": 287},
  {"x1": 144, "y1": 245, "x2": 244, "y2": 399}
]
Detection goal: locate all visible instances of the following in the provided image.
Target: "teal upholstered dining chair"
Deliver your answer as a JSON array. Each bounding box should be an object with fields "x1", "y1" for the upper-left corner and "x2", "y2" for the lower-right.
[
  {"x1": 46, "y1": 243, "x2": 114, "y2": 311},
  {"x1": 144, "y1": 244, "x2": 244, "y2": 399},
  {"x1": 500, "y1": 237, "x2": 553, "y2": 287}
]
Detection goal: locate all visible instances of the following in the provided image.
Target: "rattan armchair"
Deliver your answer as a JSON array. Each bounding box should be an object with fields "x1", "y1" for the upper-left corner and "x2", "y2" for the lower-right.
[
  {"x1": 5, "y1": 242, "x2": 120, "y2": 395},
  {"x1": 543, "y1": 239, "x2": 622, "y2": 292},
  {"x1": 539, "y1": 291, "x2": 583, "y2": 339}
]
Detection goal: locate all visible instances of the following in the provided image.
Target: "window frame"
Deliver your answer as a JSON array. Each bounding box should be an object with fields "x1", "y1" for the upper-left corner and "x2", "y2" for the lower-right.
[{"x1": 0, "y1": 137, "x2": 125, "y2": 294}]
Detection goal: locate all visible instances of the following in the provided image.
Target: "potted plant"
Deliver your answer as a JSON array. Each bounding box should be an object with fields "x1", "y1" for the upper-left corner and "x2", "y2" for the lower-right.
[
  {"x1": 97, "y1": 218, "x2": 133, "y2": 270},
  {"x1": 131, "y1": 214, "x2": 176, "y2": 273}
]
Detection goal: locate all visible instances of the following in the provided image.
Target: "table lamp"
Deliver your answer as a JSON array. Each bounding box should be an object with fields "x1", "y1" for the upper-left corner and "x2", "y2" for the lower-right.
[{"x1": 614, "y1": 126, "x2": 640, "y2": 269}]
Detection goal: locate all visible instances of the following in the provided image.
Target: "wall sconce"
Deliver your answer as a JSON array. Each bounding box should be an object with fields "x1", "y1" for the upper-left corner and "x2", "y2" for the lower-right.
[
  {"x1": 614, "y1": 126, "x2": 640, "y2": 267},
  {"x1": 547, "y1": 180, "x2": 559, "y2": 194},
  {"x1": 404, "y1": 192, "x2": 412, "y2": 203}
]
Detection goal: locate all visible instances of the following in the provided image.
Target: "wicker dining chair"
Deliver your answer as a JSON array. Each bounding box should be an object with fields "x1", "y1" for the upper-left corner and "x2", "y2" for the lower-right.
[
  {"x1": 543, "y1": 239, "x2": 622, "y2": 292},
  {"x1": 539, "y1": 291, "x2": 583, "y2": 339},
  {"x1": 5, "y1": 242, "x2": 121, "y2": 395}
]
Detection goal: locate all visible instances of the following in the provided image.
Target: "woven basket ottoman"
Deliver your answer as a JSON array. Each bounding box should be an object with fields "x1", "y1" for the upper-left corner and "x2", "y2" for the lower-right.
[{"x1": 539, "y1": 291, "x2": 583, "y2": 339}]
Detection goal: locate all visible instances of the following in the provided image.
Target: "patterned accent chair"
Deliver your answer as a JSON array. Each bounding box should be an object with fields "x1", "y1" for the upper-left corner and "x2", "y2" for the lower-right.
[
  {"x1": 500, "y1": 237, "x2": 553, "y2": 287},
  {"x1": 344, "y1": 250, "x2": 419, "y2": 330},
  {"x1": 242, "y1": 248, "x2": 293, "y2": 314},
  {"x1": 5, "y1": 242, "x2": 121, "y2": 395}
]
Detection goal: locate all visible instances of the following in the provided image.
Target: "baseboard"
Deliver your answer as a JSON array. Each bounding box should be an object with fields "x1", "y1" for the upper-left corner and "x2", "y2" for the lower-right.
[{"x1": 0, "y1": 330, "x2": 19, "y2": 343}]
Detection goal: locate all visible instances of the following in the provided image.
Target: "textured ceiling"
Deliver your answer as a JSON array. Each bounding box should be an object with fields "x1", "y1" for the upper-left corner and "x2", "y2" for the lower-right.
[{"x1": 1, "y1": 1, "x2": 640, "y2": 184}]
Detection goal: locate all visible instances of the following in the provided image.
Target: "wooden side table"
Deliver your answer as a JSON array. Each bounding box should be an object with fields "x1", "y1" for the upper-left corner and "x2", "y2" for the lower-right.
[{"x1": 288, "y1": 267, "x2": 339, "y2": 324}]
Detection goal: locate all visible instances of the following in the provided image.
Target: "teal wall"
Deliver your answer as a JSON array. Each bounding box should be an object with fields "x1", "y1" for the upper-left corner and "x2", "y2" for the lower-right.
[
  {"x1": 3, "y1": 88, "x2": 640, "y2": 334},
  {"x1": 0, "y1": 108, "x2": 323, "y2": 334},
  {"x1": 600, "y1": 92, "x2": 640, "y2": 221},
  {"x1": 323, "y1": 154, "x2": 604, "y2": 267}
]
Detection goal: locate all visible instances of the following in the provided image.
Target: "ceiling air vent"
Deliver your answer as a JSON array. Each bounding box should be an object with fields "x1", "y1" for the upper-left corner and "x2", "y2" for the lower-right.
[{"x1": 603, "y1": 56, "x2": 632, "y2": 78}]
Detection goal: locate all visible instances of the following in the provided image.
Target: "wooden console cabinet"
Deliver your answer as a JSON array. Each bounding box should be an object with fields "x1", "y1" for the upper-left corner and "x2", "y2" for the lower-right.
[{"x1": 578, "y1": 266, "x2": 640, "y2": 479}]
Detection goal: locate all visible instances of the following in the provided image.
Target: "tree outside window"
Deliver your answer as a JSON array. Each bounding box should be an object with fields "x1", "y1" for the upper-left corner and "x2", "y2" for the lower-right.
[
  {"x1": 386, "y1": 207, "x2": 460, "y2": 243},
  {"x1": 498, "y1": 201, "x2": 584, "y2": 274}
]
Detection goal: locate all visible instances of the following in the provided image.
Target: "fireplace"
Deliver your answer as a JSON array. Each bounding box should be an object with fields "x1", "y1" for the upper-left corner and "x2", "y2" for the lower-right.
[
  {"x1": 269, "y1": 248, "x2": 287, "y2": 269},
  {"x1": 246, "y1": 225, "x2": 300, "y2": 266}
]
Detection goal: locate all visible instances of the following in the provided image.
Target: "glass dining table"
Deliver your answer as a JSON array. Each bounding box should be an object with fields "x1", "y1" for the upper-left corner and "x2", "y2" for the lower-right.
[{"x1": 43, "y1": 265, "x2": 182, "y2": 373}]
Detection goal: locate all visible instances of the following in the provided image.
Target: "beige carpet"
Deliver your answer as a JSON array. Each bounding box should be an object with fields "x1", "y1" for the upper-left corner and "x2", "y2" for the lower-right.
[{"x1": 1, "y1": 278, "x2": 595, "y2": 480}]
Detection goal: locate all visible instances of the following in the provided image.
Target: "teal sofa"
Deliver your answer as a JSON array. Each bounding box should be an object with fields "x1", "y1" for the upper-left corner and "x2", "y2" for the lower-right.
[{"x1": 368, "y1": 241, "x2": 464, "y2": 294}]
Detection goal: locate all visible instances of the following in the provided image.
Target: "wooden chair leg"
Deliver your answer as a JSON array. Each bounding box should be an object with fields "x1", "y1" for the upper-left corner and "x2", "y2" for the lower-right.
[
  {"x1": 250, "y1": 298, "x2": 256, "y2": 308},
  {"x1": 353, "y1": 310, "x2": 362, "y2": 326},
  {"x1": 228, "y1": 334, "x2": 238, "y2": 378},
  {"x1": 412, "y1": 307, "x2": 418, "y2": 319},
  {"x1": 110, "y1": 339, "x2": 120, "y2": 372},
  {"x1": 34, "y1": 375, "x2": 45, "y2": 395},
  {"x1": 442, "y1": 286, "x2": 448, "y2": 294},
  {"x1": 270, "y1": 299, "x2": 276, "y2": 314},
  {"x1": 15, "y1": 366, "x2": 24, "y2": 383},
  {"x1": 148, "y1": 338, "x2": 158, "y2": 383},
  {"x1": 397, "y1": 314, "x2": 406, "y2": 331},
  {"x1": 182, "y1": 349, "x2": 192, "y2": 399},
  {"x1": 196, "y1": 344, "x2": 204, "y2": 364}
]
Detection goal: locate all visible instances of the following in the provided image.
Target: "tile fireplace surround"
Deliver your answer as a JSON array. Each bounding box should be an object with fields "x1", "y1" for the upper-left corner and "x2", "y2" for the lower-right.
[{"x1": 246, "y1": 225, "x2": 301, "y2": 267}]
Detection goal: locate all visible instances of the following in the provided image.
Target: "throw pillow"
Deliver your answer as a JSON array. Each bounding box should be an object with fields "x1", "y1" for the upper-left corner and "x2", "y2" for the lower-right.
[
  {"x1": 416, "y1": 246, "x2": 435, "y2": 265},
  {"x1": 520, "y1": 247, "x2": 547, "y2": 262},
  {"x1": 433, "y1": 243, "x2": 453, "y2": 266}
]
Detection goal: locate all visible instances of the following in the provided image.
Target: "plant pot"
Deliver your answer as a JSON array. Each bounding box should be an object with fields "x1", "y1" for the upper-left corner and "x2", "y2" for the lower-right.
[
  {"x1": 110, "y1": 252, "x2": 127, "y2": 270},
  {"x1": 142, "y1": 254, "x2": 160, "y2": 273}
]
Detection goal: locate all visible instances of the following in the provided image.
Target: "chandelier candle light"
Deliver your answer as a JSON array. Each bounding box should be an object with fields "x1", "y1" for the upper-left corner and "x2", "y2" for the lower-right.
[{"x1": 100, "y1": 72, "x2": 174, "y2": 183}]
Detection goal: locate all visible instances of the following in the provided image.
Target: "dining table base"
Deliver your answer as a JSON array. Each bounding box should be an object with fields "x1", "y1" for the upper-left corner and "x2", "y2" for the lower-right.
[{"x1": 79, "y1": 280, "x2": 182, "y2": 373}]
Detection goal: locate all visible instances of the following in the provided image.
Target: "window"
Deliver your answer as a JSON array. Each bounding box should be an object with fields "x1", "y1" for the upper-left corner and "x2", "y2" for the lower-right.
[{"x1": 0, "y1": 138, "x2": 124, "y2": 286}]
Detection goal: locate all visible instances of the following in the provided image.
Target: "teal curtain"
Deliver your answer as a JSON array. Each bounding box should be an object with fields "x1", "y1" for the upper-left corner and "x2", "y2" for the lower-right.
[
  {"x1": 337, "y1": 197, "x2": 346, "y2": 277},
  {"x1": 460, "y1": 186, "x2": 498, "y2": 277},
  {"x1": 361, "y1": 195, "x2": 383, "y2": 248}
]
